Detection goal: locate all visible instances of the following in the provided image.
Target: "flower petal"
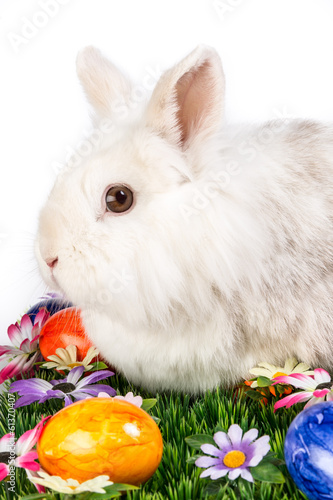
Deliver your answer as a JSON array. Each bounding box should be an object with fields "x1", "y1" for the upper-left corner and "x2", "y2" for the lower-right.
[
  {"x1": 66, "y1": 365, "x2": 85, "y2": 385},
  {"x1": 273, "y1": 374, "x2": 316, "y2": 390},
  {"x1": 0, "y1": 355, "x2": 28, "y2": 383},
  {"x1": 249, "y1": 435, "x2": 271, "y2": 457},
  {"x1": 200, "y1": 466, "x2": 228, "y2": 479},
  {"x1": 304, "y1": 396, "x2": 326, "y2": 409},
  {"x1": 213, "y1": 431, "x2": 230, "y2": 450},
  {"x1": 313, "y1": 388, "x2": 330, "y2": 398},
  {"x1": 240, "y1": 468, "x2": 254, "y2": 483},
  {"x1": 0, "y1": 434, "x2": 15, "y2": 452},
  {"x1": 75, "y1": 369, "x2": 114, "y2": 388},
  {"x1": 248, "y1": 454, "x2": 262, "y2": 467},
  {"x1": 26, "y1": 470, "x2": 46, "y2": 494},
  {"x1": 43, "y1": 354, "x2": 66, "y2": 363},
  {"x1": 43, "y1": 390, "x2": 65, "y2": 401},
  {"x1": 249, "y1": 367, "x2": 272, "y2": 378},
  {"x1": 20, "y1": 315, "x2": 34, "y2": 341},
  {"x1": 227, "y1": 424, "x2": 243, "y2": 446},
  {"x1": 10, "y1": 378, "x2": 52, "y2": 394},
  {"x1": 14, "y1": 395, "x2": 44, "y2": 408},
  {"x1": 70, "y1": 391, "x2": 94, "y2": 400},
  {"x1": 7, "y1": 323, "x2": 23, "y2": 347},
  {"x1": 0, "y1": 345, "x2": 18, "y2": 357},
  {"x1": 75, "y1": 475, "x2": 113, "y2": 493},
  {"x1": 64, "y1": 394, "x2": 74, "y2": 406},
  {"x1": 248, "y1": 435, "x2": 270, "y2": 462},
  {"x1": 314, "y1": 368, "x2": 331, "y2": 385},
  {"x1": 257, "y1": 362, "x2": 278, "y2": 371},
  {"x1": 290, "y1": 362, "x2": 313, "y2": 374},
  {"x1": 19, "y1": 338, "x2": 32, "y2": 353},
  {"x1": 114, "y1": 392, "x2": 143, "y2": 408},
  {"x1": 195, "y1": 456, "x2": 221, "y2": 468},
  {"x1": 200, "y1": 444, "x2": 222, "y2": 457},
  {"x1": 16, "y1": 451, "x2": 39, "y2": 471},
  {"x1": 210, "y1": 467, "x2": 229, "y2": 480},
  {"x1": 82, "y1": 346, "x2": 100, "y2": 365},
  {"x1": 61, "y1": 344, "x2": 77, "y2": 362},
  {"x1": 242, "y1": 428, "x2": 258, "y2": 445},
  {"x1": 34, "y1": 309, "x2": 50, "y2": 328},
  {"x1": 283, "y1": 358, "x2": 298, "y2": 372},
  {"x1": 228, "y1": 468, "x2": 242, "y2": 480},
  {"x1": 0, "y1": 463, "x2": 10, "y2": 481},
  {"x1": 274, "y1": 392, "x2": 312, "y2": 411},
  {"x1": 75, "y1": 385, "x2": 116, "y2": 397}
]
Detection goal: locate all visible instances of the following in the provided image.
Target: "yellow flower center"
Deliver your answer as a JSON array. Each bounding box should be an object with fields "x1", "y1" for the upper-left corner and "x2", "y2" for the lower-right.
[
  {"x1": 273, "y1": 371, "x2": 287, "y2": 378},
  {"x1": 68, "y1": 362, "x2": 83, "y2": 368},
  {"x1": 223, "y1": 450, "x2": 246, "y2": 468}
]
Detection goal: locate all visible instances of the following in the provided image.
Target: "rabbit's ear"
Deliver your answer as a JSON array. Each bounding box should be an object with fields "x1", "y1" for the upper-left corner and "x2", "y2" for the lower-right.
[
  {"x1": 76, "y1": 46, "x2": 131, "y2": 118},
  {"x1": 146, "y1": 45, "x2": 225, "y2": 148}
]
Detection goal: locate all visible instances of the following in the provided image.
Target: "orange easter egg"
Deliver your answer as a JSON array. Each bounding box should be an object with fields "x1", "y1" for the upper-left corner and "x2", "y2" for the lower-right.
[
  {"x1": 37, "y1": 398, "x2": 163, "y2": 485},
  {"x1": 39, "y1": 307, "x2": 95, "y2": 361}
]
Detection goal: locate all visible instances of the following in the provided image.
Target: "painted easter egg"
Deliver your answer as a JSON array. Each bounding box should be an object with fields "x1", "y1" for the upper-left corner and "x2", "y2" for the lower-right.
[
  {"x1": 37, "y1": 398, "x2": 163, "y2": 485},
  {"x1": 284, "y1": 401, "x2": 333, "y2": 500},
  {"x1": 39, "y1": 307, "x2": 95, "y2": 362},
  {"x1": 27, "y1": 297, "x2": 73, "y2": 324}
]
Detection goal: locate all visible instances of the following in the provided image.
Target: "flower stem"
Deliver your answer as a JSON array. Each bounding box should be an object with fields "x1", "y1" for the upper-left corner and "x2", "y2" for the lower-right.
[{"x1": 4, "y1": 482, "x2": 11, "y2": 500}]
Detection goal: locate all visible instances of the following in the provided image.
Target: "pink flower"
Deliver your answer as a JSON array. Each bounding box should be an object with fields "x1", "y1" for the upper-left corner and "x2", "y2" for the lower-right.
[
  {"x1": 273, "y1": 369, "x2": 333, "y2": 411},
  {"x1": 0, "y1": 310, "x2": 49, "y2": 383},
  {"x1": 0, "y1": 416, "x2": 50, "y2": 483}
]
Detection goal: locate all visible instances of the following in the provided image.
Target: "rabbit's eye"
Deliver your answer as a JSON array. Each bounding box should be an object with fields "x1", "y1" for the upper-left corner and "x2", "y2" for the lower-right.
[{"x1": 105, "y1": 185, "x2": 134, "y2": 213}]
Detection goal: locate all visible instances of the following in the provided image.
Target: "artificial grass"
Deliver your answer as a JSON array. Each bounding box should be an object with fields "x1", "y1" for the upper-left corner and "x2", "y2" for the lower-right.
[{"x1": 0, "y1": 370, "x2": 308, "y2": 500}]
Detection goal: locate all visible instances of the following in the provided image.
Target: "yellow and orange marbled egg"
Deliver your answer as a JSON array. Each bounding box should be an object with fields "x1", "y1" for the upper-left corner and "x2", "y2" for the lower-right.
[{"x1": 37, "y1": 398, "x2": 163, "y2": 486}]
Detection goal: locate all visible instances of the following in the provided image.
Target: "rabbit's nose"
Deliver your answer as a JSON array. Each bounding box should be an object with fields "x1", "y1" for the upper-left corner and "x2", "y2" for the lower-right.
[{"x1": 46, "y1": 257, "x2": 59, "y2": 269}]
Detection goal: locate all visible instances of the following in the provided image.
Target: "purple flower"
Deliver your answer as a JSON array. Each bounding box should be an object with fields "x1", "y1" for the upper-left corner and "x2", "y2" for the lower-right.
[
  {"x1": 195, "y1": 424, "x2": 270, "y2": 482},
  {"x1": 9, "y1": 366, "x2": 116, "y2": 407},
  {"x1": 273, "y1": 368, "x2": 333, "y2": 411},
  {"x1": 0, "y1": 310, "x2": 49, "y2": 383}
]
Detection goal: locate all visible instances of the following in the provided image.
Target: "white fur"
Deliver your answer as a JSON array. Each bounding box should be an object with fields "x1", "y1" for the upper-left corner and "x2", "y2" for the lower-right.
[{"x1": 36, "y1": 46, "x2": 333, "y2": 393}]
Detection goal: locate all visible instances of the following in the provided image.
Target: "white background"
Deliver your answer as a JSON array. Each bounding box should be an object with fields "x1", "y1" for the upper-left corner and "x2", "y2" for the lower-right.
[{"x1": 0, "y1": 0, "x2": 333, "y2": 341}]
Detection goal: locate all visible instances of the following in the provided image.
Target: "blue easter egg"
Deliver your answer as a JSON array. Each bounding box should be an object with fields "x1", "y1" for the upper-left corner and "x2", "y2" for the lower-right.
[
  {"x1": 284, "y1": 401, "x2": 333, "y2": 500},
  {"x1": 27, "y1": 298, "x2": 73, "y2": 324}
]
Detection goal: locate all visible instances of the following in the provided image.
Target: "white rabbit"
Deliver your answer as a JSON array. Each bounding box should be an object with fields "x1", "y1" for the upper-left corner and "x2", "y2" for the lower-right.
[{"x1": 36, "y1": 45, "x2": 333, "y2": 393}]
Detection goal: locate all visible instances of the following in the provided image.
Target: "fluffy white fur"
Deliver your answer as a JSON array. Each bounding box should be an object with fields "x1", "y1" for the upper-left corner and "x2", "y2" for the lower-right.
[{"x1": 36, "y1": 45, "x2": 333, "y2": 393}]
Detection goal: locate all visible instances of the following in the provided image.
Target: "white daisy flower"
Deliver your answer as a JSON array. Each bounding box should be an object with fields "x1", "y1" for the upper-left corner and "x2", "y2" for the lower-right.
[
  {"x1": 249, "y1": 357, "x2": 314, "y2": 387},
  {"x1": 195, "y1": 424, "x2": 270, "y2": 482},
  {"x1": 27, "y1": 469, "x2": 113, "y2": 494},
  {"x1": 42, "y1": 344, "x2": 99, "y2": 371}
]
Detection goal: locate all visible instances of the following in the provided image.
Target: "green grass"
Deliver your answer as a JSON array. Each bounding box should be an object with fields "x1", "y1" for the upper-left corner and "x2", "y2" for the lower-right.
[{"x1": 0, "y1": 372, "x2": 308, "y2": 500}]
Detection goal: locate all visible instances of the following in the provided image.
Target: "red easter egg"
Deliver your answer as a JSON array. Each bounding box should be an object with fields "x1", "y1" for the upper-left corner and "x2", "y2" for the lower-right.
[{"x1": 39, "y1": 307, "x2": 95, "y2": 362}]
